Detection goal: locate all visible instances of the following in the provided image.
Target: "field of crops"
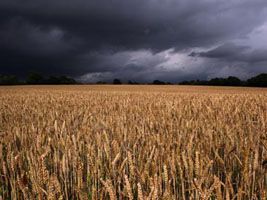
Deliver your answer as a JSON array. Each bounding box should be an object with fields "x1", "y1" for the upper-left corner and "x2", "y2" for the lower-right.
[{"x1": 0, "y1": 85, "x2": 267, "y2": 200}]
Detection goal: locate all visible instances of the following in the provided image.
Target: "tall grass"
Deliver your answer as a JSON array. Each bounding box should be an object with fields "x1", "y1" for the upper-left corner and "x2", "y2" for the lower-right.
[{"x1": 0, "y1": 86, "x2": 266, "y2": 199}]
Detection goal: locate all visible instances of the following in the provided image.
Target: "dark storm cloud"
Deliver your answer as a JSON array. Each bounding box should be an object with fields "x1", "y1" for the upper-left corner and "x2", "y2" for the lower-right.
[
  {"x1": 190, "y1": 43, "x2": 250, "y2": 59},
  {"x1": 190, "y1": 42, "x2": 267, "y2": 63},
  {"x1": 0, "y1": 0, "x2": 267, "y2": 80}
]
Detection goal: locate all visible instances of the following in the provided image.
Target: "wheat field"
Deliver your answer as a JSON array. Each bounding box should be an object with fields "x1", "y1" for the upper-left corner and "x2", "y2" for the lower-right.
[{"x1": 0, "y1": 85, "x2": 267, "y2": 200}]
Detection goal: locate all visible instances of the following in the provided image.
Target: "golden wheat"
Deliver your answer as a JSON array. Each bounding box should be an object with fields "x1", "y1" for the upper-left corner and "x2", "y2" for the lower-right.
[{"x1": 0, "y1": 85, "x2": 266, "y2": 199}]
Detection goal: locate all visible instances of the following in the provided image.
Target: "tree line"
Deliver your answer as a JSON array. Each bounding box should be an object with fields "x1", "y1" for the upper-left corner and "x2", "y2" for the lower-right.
[
  {"x1": 0, "y1": 73, "x2": 76, "y2": 85},
  {"x1": 108, "y1": 73, "x2": 267, "y2": 87},
  {"x1": 0, "y1": 72, "x2": 267, "y2": 87},
  {"x1": 179, "y1": 74, "x2": 267, "y2": 87}
]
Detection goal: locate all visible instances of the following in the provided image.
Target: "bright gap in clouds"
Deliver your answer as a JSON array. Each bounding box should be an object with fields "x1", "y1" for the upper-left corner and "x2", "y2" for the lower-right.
[{"x1": 78, "y1": 49, "x2": 210, "y2": 83}]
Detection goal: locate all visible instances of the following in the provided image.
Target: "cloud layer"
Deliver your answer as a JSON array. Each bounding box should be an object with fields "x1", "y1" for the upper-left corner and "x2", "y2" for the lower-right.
[{"x1": 1, "y1": 0, "x2": 267, "y2": 81}]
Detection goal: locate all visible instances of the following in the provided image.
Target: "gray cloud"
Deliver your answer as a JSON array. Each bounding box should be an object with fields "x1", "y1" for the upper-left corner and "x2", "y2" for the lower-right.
[
  {"x1": 190, "y1": 43, "x2": 249, "y2": 59},
  {"x1": 0, "y1": 0, "x2": 267, "y2": 80},
  {"x1": 190, "y1": 42, "x2": 267, "y2": 63}
]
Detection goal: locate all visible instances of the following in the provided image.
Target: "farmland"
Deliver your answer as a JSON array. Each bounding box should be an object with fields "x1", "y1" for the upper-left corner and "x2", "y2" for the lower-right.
[{"x1": 0, "y1": 85, "x2": 267, "y2": 199}]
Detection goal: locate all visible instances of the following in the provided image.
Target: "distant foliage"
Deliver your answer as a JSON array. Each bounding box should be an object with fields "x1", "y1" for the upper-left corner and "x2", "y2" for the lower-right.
[
  {"x1": 128, "y1": 80, "x2": 139, "y2": 85},
  {"x1": 179, "y1": 73, "x2": 267, "y2": 87},
  {"x1": 209, "y1": 76, "x2": 242, "y2": 86},
  {"x1": 247, "y1": 73, "x2": 267, "y2": 87},
  {"x1": 0, "y1": 75, "x2": 19, "y2": 85},
  {"x1": 0, "y1": 73, "x2": 266, "y2": 86},
  {"x1": 26, "y1": 72, "x2": 45, "y2": 84},
  {"x1": 0, "y1": 73, "x2": 76, "y2": 85},
  {"x1": 45, "y1": 76, "x2": 77, "y2": 84},
  {"x1": 113, "y1": 78, "x2": 122, "y2": 84},
  {"x1": 96, "y1": 81, "x2": 107, "y2": 84},
  {"x1": 152, "y1": 80, "x2": 166, "y2": 85}
]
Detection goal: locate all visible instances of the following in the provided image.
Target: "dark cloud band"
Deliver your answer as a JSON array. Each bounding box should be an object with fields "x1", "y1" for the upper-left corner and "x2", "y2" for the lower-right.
[{"x1": 0, "y1": 0, "x2": 267, "y2": 80}]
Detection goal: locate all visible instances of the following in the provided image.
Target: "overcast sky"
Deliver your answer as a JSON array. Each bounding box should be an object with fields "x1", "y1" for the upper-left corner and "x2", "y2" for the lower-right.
[{"x1": 1, "y1": 0, "x2": 267, "y2": 82}]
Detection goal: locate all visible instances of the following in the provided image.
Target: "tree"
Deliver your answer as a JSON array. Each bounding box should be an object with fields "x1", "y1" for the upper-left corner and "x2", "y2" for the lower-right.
[
  {"x1": 48, "y1": 75, "x2": 77, "y2": 84},
  {"x1": 128, "y1": 80, "x2": 139, "y2": 85},
  {"x1": 153, "y1": 80, "x2": 165, "y2": 85},
  {"x1": 208, "y1": 78, "x2": 225, "y2": 86},
  {"x1": 26, "y1": 72, "x2": 44, "y2": 84},
  {"x1": 113, "y1": 79, "x2": 122, "y2": 84},
  {"x1": 247, "y1": 73, "x2": 267, "y2": 87},
  {"x1": 46, "y1": 76, "x2": 60, "y2": 84},
  {"x1": 96, "y1": 81, "x2": 107, "y2": 84},
  {"x1": 0, "y1": 75, "x2": 19, "y2": 85},
  {"x1": 208, "y1": 77, "x2": 242, "y2": 86},
  {"x1": 225, "y1": 76, "x2": 242, "y2": 86},
  {"x1": 60, "y1": 76, "x2": 76, "y2": 84}
]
